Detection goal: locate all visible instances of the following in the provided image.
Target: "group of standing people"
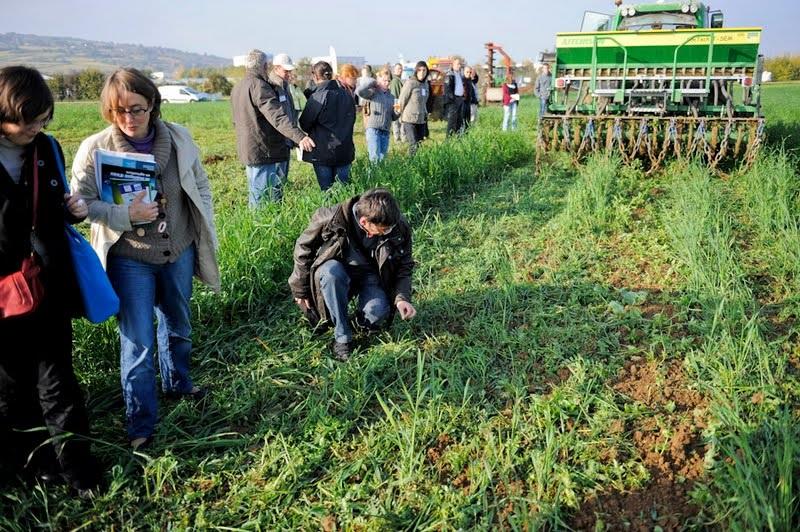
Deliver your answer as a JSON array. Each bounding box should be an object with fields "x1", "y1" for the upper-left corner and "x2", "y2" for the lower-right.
[
  {"x1": 0, "y1": 53, "x2": 552, "y2": 498},
  {"x1": 0, "y1": 60, "x2": 420, "y2": 497},
  {"x1": 0, "y1": 64, "x2": 220, "y2": 495}
]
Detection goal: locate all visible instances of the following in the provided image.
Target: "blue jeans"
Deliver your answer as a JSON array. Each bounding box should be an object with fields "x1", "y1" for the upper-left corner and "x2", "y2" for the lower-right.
[
  {"x1": 107, "y1": 245, "x2": 196, "y2": 440},
  {"x1": 365, "y1": 128, "x2": 390, "y2": 162},
  {"x1": 313, "y1": 163, "x2": 351, "y2": 191},
  {"x1": 315, "y1": 260, "x2": 391, "y2": 344},
  {"x1": 247, "y1": 160, "x2": 289, "y2": 206},
  {"x1": 539, "y1": 97, "x2": 549, "y2": 118},
  {"x1": 502, "y1": 102, "x2": 518, "y2": 131}
]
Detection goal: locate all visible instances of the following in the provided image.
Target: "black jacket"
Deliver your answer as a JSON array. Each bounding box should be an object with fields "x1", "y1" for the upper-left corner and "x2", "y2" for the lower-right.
[
  {"x1": 288, "y1": 196, "x2": 414, "y2": 322},
  {"x1": 0, "y1": 133, "x2": 82, "y2": 310},
  {"x1": 231, "y1": 69, "x2": 306, "y2": 165},
  {"x1": 299, "y1": 80, "x2": 356, "y2": 166},
  {"x1": 444, "y1": 70, "x2": 474, "y2": 105}
]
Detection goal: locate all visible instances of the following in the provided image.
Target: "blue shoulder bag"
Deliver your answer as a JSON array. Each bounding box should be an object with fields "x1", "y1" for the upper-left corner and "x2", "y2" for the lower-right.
[{"x1": 48, "y1": 135, "x2": 119, "y2": 323}]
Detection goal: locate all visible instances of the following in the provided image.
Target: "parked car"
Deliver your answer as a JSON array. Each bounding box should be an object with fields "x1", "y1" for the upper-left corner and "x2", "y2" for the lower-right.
[{"x1": 158, "y1": 85, "x2": 207, "y2": 103}]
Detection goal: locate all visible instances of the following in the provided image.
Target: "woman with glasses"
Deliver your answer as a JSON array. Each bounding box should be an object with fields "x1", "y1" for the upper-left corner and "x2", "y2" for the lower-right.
[
  {"x1": 71, "y1": 68, "x2": 219, "y2": 450},
  {"x1": 0, "y1": 66, "x2": 100, "y2": 494},
  {"x1": 397, "y1": 61, "x2": 430, "y2": 155}
]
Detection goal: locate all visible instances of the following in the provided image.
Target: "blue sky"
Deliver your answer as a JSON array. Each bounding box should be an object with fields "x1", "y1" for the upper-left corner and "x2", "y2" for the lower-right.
[{"x1": 3, "y1": 0, "x2": 798, "y2": 65}]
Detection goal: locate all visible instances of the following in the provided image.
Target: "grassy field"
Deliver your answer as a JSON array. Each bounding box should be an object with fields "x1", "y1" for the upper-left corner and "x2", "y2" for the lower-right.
[{"x1": 2, "y1": 85, "x2": 799, "y2": 530}]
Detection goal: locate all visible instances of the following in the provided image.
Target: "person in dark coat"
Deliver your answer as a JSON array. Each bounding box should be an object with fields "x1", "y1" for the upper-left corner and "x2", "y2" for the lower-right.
[
  {"x1": 443, "y1": 57, "x2": 468, "y2": 136},
  {"x1": 0, "y1": 66, "x2": 100, "y2": 495},
  {"x1": 288, "y1": 188, "x2": 416, "y2": 360},
  {"x1": 299, "y1": 62, "x2": 357, "y2": 191},
  {"x1": 230, "y1": 50, "x2": 315, "y2": 205}
]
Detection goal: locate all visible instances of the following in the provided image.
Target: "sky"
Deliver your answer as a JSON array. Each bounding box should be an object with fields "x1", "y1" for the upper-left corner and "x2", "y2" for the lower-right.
[{"x1": 2, "y1": 0, "x2": 799, "y2": 66}]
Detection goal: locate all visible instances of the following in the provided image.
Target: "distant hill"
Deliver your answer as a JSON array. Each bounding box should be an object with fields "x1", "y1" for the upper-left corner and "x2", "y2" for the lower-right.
[{"x1": 0, "y1": 33, "x2": 231, "y2": 75}]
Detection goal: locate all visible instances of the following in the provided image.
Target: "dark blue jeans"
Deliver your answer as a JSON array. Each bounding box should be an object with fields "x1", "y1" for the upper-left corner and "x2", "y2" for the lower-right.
[
  {"x1": 107, "y1": 245, "x2": 196, "y2": 440},
  {"x1": 315, "y1": 260, "x2": 391, "y2": 344},
  {"x1": 313, "y1": 163, "x2": 351, "y2": 191}
]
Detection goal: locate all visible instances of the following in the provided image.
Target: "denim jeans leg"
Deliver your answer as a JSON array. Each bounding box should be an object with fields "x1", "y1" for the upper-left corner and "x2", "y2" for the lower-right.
[
  {"x1": 365, "y1": 128, "x2": 380, "y2": 162},
  {"x1": 356, "y1": 273, "x2": 391, "y2": 328},
  {"x1": 315, "y1": 260, "x2": 353, "y2": 343},
  {"x1": 511, "y1": 102, "x2": 518, "y2": 131},
  {"x1": 155, "y1": 245, "x2": 196, "y2": 395},
  {"x1": 335, "y1": 164, "x2": 351, "y2": 185},
  {"x1": 313, "y1": 164, "x2": 335, "y2": 191},
  {"x1": 502, "y1": 105, "x2": 511, "y2": 131},
  {"x1": 540, "y1": 98, "x2": 548, "y2": 118},
  {"x1": 107, "y1": 255, "x2": 159, "y2": 440},
  {"x1": 377, "y1": 130, "x2": 390, "y2": 161},
  {"x1": 246, "y1": 165, "x2": 267, "y2": 207},
  {"x1": 247, "y1": 162, "x2": 287, "y2": 206}
]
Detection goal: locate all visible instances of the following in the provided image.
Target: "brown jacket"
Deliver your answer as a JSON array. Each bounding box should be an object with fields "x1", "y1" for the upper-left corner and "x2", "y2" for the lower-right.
[
  {"x1": 288, "y1": 196, "x2": 414, "y2": 321},
  {"x1": 230, "y1": 69, "x2": 305, "y2": 165}
]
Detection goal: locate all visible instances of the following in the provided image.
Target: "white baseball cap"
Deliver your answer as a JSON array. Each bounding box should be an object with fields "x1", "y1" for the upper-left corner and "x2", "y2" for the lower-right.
[{"x1": 273, "y1": 53, "x2": 296, "y2": 70}]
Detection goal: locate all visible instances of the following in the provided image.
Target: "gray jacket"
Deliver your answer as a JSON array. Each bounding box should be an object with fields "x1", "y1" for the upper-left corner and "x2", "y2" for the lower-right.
[
  {"x1": 535, "y1": 73, "x2": 552, "y2": 99},
  {"x1": 356, "y1": 82, "x2": 399, "y2": 132},
  {"x1": 230, "y1": 69, "x2": 305, "y2": 165},
  {"x1": 398, "y1": 77, "x2": 429, "y2": 125}
]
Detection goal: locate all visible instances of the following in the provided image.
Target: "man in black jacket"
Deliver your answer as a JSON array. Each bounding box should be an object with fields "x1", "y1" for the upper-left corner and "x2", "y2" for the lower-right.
[
  {"x1": 288, "y1": 188, "x2": 417, "y2": 360},
  {"x1": 230, "y1": 50, "x2": 315, "y2": 206},
  {"x1": 443, "y1": 57, "x2": 468, "y2": 137}
]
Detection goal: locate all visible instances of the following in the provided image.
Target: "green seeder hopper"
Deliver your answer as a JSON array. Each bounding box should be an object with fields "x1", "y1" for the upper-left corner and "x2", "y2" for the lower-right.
[{"x1": 537, "y1": 1, "x2": 765, "y2": 171}]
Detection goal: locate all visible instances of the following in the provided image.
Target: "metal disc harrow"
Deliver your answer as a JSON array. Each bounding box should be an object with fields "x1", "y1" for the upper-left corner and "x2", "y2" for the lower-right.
[{"x1": 536, "y1": 116, "x2": 765, "y2": 174}]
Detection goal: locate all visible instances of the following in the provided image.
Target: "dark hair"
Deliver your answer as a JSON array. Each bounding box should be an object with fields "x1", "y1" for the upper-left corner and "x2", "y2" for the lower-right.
[
  {"x1": 312, "y1": 61, "x2": 333, "y2": 81},
  {"x1": 414, "y1": 61, "x2": 429, "y2": 82},
  {"x1": 100, "y1": 68, "x2": 161, "y2": 127},
  {"x1": 355, "y1": 188, "x2": 402, "y2": 227},
  {"x1": 0, "y1": 65, "x2": 54, "y2": 125}
]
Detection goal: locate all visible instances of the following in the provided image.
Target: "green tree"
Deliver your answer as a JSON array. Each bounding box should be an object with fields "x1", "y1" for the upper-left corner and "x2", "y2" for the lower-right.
[
  {"x1": 202, "y1": 73, "x2": 233, "y2": 96},
  {"x1": 46, "y1": 73, "x2": 67, "y2": 101},
  {"x1": 75, "y1": 69, "x2": 106, "y2": 100}
]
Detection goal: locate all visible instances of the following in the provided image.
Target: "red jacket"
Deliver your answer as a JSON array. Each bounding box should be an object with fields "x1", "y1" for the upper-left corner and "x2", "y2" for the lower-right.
[{"x1": 502, "y1": 82, "x2": 519, "y2": 106}]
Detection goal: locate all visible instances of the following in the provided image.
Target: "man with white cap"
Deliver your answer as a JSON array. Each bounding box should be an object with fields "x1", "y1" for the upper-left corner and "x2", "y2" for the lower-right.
[{"x1": 231, "y1": 50, "x2": 315, "y2": 206}]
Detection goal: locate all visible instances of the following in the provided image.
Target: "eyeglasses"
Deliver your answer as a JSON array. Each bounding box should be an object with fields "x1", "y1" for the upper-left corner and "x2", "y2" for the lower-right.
[
  {"x1": 22, "y1": 117, "x2": 51, "y2": 130},
  {"x1": 111, "y1": 106, "x2": 151, "y2": 118}
]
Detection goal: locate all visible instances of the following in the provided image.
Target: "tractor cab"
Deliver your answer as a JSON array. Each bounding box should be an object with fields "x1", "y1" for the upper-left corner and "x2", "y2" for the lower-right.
[{"x1": 580, "y1": 2, "x2": 724, "y2": 32}]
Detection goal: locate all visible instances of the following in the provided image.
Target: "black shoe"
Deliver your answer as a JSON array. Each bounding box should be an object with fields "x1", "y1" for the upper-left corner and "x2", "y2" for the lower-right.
[
  {"x1": 165, "y1": 386, "x2": 207, "y2": 401},
  {"x1": 332, "y1": 341, "x2": 352, "y2": 362}
]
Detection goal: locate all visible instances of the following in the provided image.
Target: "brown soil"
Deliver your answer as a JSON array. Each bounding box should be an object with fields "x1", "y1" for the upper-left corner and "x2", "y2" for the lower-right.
[
  {"x1": 613, "y1": 360, "x2": 706, "y2": 412},
  {"x1": 571, "y1": 471, "x2": 699, "y2": 532},
  {"x1": 570, "y1": 360, "x2": 709, "y2": 530},
  {"x1": 202, "y1": 153, "x2": 230, "y2": 165}
]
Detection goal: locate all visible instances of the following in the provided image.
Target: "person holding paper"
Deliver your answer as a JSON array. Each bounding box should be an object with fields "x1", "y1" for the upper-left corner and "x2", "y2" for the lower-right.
[
  {"x1": 502, "y1": 72, "x2": 520, "y2": 132},
  {"x1": 71, "y1": 68, "x2": 220, "y2": 451},
  {"x1": 0, "y1": 66, "x2": 100, "y2": 496}
]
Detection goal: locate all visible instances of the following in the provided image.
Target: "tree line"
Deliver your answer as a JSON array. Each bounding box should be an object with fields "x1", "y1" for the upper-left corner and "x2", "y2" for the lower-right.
[
  {"x1": 45, "y1": 68, "x2": 237, "y2": 101},
  {"x1": 764, "y1": 55, "x2": 800, "y2": 82}
]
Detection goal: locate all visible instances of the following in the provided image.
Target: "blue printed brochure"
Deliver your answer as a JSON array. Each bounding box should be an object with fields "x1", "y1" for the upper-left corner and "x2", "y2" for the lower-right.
[{"x1": 93, "y1": 148, "x2": 157, "y2": 211}]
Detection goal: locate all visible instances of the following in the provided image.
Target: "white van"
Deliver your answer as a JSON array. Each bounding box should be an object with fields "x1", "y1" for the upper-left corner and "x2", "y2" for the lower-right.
[{"x1": 158, "y1": 85, "x2": 207, "y2": 103}]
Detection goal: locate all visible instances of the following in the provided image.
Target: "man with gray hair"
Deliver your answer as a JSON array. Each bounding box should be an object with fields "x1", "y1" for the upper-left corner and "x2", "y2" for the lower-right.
[{"x1": 231, "y1": 49, "x2": 315, "y2": 206}]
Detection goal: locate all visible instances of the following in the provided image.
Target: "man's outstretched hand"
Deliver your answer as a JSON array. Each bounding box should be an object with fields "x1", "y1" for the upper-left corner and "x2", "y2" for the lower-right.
[{"x1": 396, "y1": 301, "x2": 417, "y2": 320}]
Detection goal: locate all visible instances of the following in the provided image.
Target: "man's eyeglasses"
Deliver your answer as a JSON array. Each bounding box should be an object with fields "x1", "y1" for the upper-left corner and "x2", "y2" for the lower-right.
[{"x1": 111, "y1": 106, "x2": 151, "y2": 117}]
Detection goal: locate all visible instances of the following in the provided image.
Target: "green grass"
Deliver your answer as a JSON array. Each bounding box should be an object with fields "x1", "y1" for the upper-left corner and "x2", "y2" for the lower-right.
[{"x1": 1, "y1": 88, "x2": 798, "y2": 530}]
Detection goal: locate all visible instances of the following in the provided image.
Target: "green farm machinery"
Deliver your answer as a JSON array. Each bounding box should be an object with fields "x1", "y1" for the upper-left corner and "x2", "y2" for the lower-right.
[{"x1": 537, "y1": 1, "x2": 765, "y2": 171}]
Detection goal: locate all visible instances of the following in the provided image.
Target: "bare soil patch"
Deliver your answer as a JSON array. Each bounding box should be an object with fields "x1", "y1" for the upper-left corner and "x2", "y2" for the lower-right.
[{"x1": 570, "y1": 360, "x2": 708, "y2": 530}]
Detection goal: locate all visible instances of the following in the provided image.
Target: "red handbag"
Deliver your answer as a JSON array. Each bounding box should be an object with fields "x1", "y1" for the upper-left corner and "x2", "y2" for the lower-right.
[{"x1": 0, "y1": 148, "x2": 45, "y2": 319}]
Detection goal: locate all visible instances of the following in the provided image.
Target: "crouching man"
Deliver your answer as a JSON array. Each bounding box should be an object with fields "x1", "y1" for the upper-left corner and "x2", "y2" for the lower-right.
[{"x1": 288, "y1": 188, "x2": 417, "y2": 360}]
